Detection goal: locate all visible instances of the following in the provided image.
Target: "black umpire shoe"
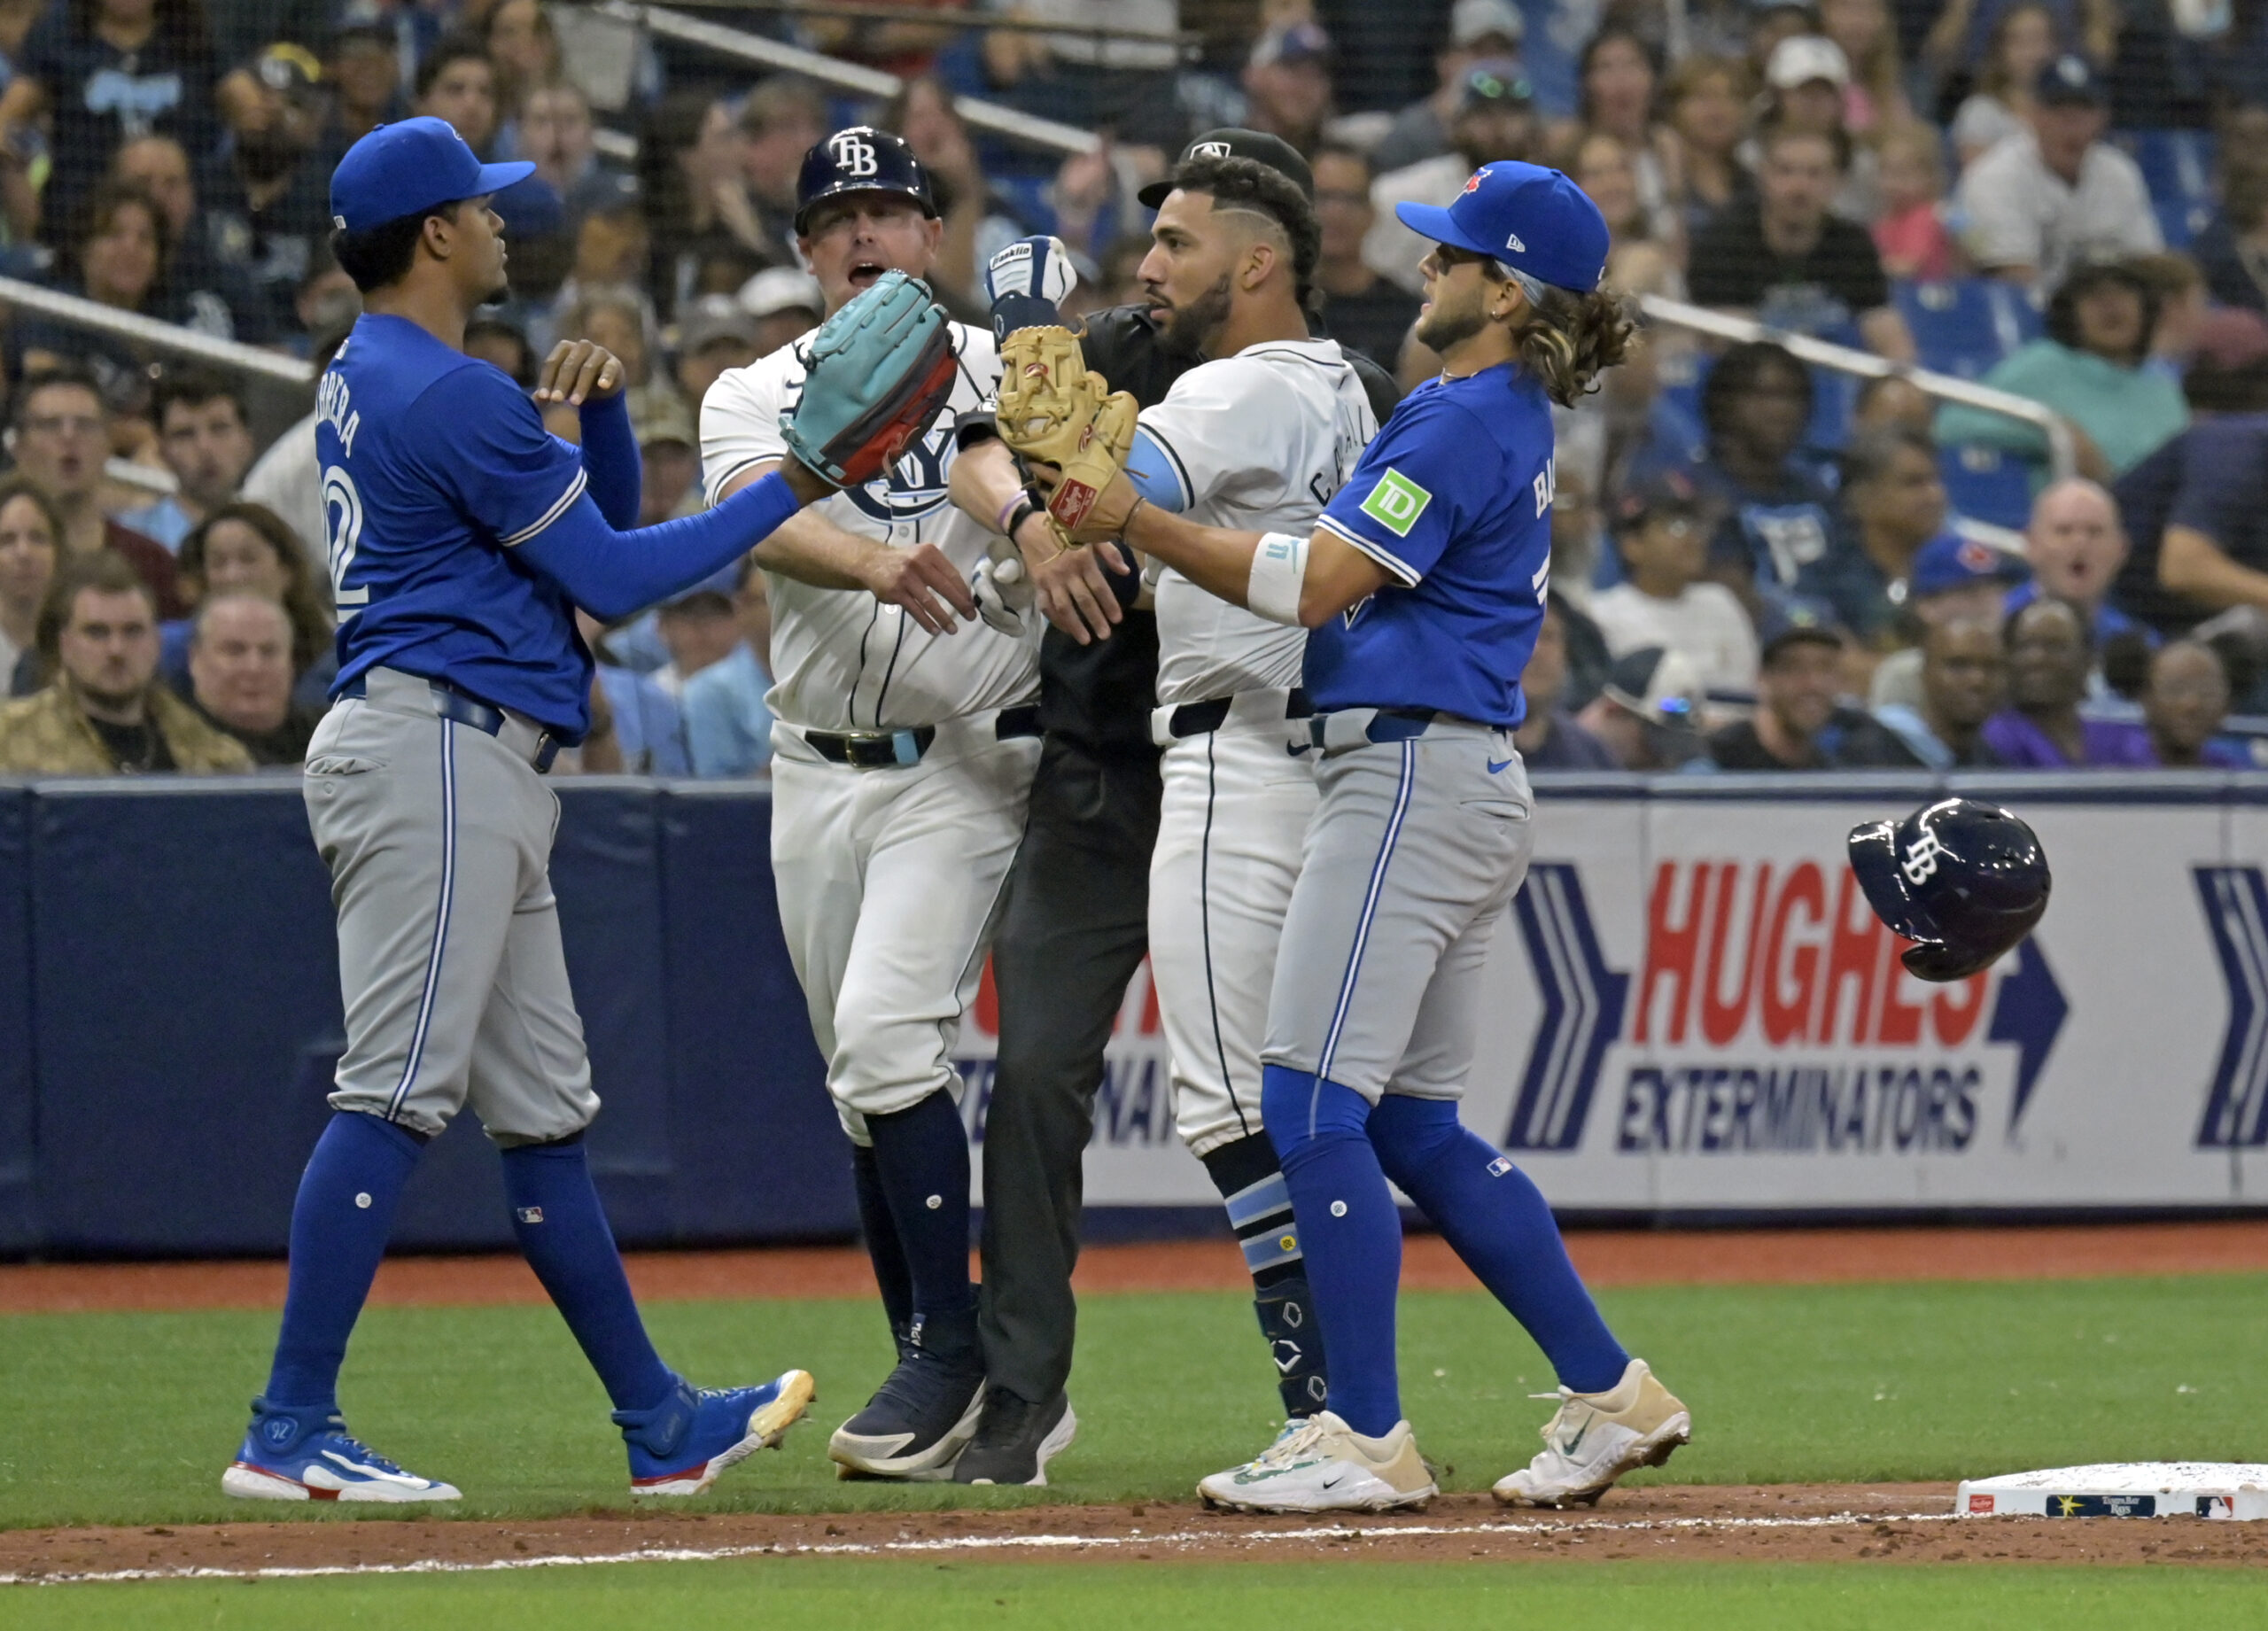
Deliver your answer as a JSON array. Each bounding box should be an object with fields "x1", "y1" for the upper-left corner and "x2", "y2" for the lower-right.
[
  {"x1": 827, "y1": 1308, "x2": 987, "y2": 1480},
  {"x1": 952, "y1": 1387, "x2": 1077, "y2": 1487}
]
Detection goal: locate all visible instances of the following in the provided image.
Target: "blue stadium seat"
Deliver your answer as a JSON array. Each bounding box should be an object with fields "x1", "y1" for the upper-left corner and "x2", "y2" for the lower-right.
[
  {"x1": 1894, "y1": 278, "x2": 2042, "y2": 381},
  {"x1": 1940, "y1": 443, "x2": 2033, "y2": 531},
  {"x1": 2154, "y1": 198, "x2": 2212, "y2": 252},
  {"x1": 2118, "y1": 128, "x2": 2217, "y2": 205}
]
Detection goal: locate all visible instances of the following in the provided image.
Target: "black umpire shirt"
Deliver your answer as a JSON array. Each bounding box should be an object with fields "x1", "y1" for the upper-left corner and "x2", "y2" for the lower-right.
[{"x1": 1006, "y1": 304, "x2": 1404, "y2": 756}]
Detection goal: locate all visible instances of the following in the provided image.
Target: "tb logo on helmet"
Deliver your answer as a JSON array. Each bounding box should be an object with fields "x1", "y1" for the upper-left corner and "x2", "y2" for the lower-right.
[
  {"x1": 1901, "y1": 829, "x2": 1949, "y2": 886},
  {"x1": 831, "y1": 132, "x2": 878, "y2": 178}
]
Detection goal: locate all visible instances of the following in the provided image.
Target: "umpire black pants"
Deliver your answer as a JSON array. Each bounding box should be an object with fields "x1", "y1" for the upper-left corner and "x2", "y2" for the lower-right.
[{"x1": 978, "y1": 733, "x2": 1161, "y2": 1405}]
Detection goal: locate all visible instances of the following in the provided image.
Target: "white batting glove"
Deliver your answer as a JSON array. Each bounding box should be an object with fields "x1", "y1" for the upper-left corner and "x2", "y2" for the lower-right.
[{"x1": 986, "y1": 236, "x2": 1079, "y2": 339}]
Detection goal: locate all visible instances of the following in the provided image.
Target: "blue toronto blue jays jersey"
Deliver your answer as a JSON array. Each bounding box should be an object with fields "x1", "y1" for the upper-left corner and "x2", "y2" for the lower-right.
[
  {"x1": 318, "y1": 314, "x2": 596, "y2": 735},
  {"x1": 1307, "y1": 362, "x2": 1557, "y2": 728}
]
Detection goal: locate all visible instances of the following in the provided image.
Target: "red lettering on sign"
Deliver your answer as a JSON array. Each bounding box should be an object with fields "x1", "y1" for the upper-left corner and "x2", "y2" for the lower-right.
[
  {"x1": 1814, "y1": 870, "x2": 1883, "y2": 1045},
  {"x1": 1876, "y1": 934, "x2": 1925, "y2": 1045},
  {"x1": 1760, "y1": 862, "x2": 1825, "y2": 1045},
  {"x1": 1931, "y1": 967, "x2": 1990, "y2": 1047},
  {"x1": 1637, "y1": 862, "x2": 1713, "y2": 1044},
  {"x1": 972, "y1": 957, "x2": 999, "y2": 1038},
  {"x1": 1702, "y1": 863, "x2": 1774, "y2": 1045}
]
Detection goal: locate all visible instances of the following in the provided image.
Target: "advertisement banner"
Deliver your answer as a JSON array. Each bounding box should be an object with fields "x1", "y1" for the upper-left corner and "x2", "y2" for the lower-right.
[{"x1": 985, "y1": 777, "x2": 2268, "y2": 1214}]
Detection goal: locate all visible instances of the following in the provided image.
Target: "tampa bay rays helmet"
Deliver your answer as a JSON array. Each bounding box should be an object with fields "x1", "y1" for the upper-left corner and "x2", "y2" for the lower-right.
[
  {"x1": 795, "y1": 126, "x2": 936, "y2": 235},
  {"x1": 1847, "y1": 798, "x2": 2050, "y2": 982}
]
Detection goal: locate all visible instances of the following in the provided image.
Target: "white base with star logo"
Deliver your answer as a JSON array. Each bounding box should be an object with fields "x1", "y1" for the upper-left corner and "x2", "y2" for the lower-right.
[{"x1": 1959, "y1": 1464, "x2": 2268, "y2": 1519}]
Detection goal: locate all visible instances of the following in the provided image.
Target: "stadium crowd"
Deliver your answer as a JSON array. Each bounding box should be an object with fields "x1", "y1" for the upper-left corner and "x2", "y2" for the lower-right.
[{"x1": 0, "y1": 0, "x2": 2266, "y2": 775}]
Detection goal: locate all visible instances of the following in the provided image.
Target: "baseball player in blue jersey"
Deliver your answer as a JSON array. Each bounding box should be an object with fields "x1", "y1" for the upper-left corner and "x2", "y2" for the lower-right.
[
  {"x1": 221, "y1": 117, "x2": 959, "y2": 1503},
  {"x1": 1020, "y1": 162, "x2": 1691, "y2": 1513}
]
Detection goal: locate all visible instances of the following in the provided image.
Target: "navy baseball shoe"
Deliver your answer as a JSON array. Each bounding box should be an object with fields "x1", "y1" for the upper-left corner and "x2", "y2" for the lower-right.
[
  {"x1": 223, "y1": 1398, "x2": 462, "y2": 1503},
  {"x1": 616, "y1": 1370, "x2": 817, "y2": 1497},
  {"x1": 828, "y1": 1309, "x2": 985, "y2": 1480}
]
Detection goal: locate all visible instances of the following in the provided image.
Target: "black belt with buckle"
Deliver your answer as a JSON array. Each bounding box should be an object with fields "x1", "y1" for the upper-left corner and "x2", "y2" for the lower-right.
[
  {"x1": 805, "y1": 704, "x2": 1042, "y2": 769},
  {"x1": 340, "y1": 672, "x2": 561, "y2": 772},
  {"x1": 1168, "y1": 687, "x2": 1310, "y2": 739}
]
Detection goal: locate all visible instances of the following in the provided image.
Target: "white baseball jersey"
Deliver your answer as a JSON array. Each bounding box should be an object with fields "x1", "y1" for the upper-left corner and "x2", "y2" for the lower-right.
[
  {"x1": 701, "y1": 321, "x2": 1039, "y2": 733},
  {"x1": 1136, "y1": 338, "x2": 1378, "y2": 707}
]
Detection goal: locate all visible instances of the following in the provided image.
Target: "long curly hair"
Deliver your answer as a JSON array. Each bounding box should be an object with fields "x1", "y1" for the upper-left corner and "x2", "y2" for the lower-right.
[{"x1": 1511, "y1": 282, "x2": 1638, "y2": 407}]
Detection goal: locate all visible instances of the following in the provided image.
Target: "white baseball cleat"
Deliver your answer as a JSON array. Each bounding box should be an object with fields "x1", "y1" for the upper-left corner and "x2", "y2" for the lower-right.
[
  {"x1": 1198, "y1": 1412, "x2": 1438, "y2": 1513},
  {"x1": 1492, "y1": 1357, "x2": 1690, "y2": 1508}
]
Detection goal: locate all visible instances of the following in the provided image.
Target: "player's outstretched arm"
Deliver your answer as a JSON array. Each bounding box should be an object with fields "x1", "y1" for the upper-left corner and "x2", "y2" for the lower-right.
[{"x1": 1118, "y1": 504, "x2": 1389, "y2": 629}]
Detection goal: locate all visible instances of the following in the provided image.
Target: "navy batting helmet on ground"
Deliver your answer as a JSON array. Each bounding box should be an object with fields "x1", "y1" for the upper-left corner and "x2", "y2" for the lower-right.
[
  {"x1": 1847, "y1": 798, "x2": 2050, "y2": 982},
  {"x1": 796, "y1": 126, "x2": 936, "y2": 235}
]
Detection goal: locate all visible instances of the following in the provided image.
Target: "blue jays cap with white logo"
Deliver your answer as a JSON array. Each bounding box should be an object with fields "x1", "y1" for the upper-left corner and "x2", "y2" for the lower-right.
[
  {"x1": 329, "y1": 116, "x2": 535, "y2": 235},
  {"x1": 1394, "y1": 160, "x2": 1609, "y2": 294}
]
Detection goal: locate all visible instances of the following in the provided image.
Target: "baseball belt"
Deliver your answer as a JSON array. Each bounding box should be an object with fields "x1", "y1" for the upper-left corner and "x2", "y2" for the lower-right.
[
  {"x1": 804, "y1": 703, "x2": 1043, "y2": 770},
  {"x1": 1306, "y1": 706, "x2": 1472, "y2": 757},
  {"x1": 340, "y1": 667, "x2": 561, "y2": 773},
  {"x1": 1150, "y1": 686, "x2": 1311, "y2": 747}
]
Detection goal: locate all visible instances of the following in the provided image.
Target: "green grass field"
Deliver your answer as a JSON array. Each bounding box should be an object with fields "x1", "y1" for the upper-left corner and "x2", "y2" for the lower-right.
[
  {"x1": 3, "y1": 1274, "x2": 2263, "y2": 1529},
  {"x1": 8, "y1": 1561, "x2": 2268, "y2": 1631}
]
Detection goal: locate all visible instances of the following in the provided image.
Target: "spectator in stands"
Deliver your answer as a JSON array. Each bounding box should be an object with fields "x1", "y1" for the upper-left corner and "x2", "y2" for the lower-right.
[
  {"x1": 108, "y1": 134, "x2": 270, "y2": 340},
  {"x1": 1922, "y1": 0, "x2": 2119, "y2": 95},
  {"x1": 1590, "y1": 478, "x2": 1762, "y2": 695},
  {"x1": 8, "y1": 369, "x2": 181, "y2": 619},
  {"x1": 118, "y1": 371, "x2": 254, "y2": 552},
  {"x1": 1851, "y1": 372, "x2": 1935, "y2": 435},
  {"x1": 1955, "y1": 54, "x2": 2161, "y2": 292},
  {"x1": 1745, "y1": 0, "x2": 1823, "y2": 88},
  {"x1": 682, "y1": 553, "x2": 776, "y2": 778},
  {"x1": 15, "y1": 183, "x2": 177, "y2": 416},
  {"x1": 1575, "y1": 644, "x2": 1708, "y2": 769},
  {"x1": 737, "y1": 78, "x2": 827, "y2": 269},
  {"x1": 1564, "y1": 129, "x2": 1670, "y2": 254},
  {"x1": 1868, "y1": 530, "x2": 2032, "y2": 710},
  {"x1": 572, "y1": 610, "x2": 689, "y2": 774},
  {"x1": 653, "y1": 584, "x2": 743, "y2": 698},
  {"x1": 1948, "y1": 0, "x2": 2057, "y2": 167},
  {"x1": 1367, "y1": 62, "x2": 1541, "y2": 293},
  {"x1": 464, "y1": 314, "x2": 535, "y2": 385},
  {"x1": 185, "y1": 590, "x2": 316, "y2": 765},
  {"x1": 1754, "y1": 35, "x2": 1884, "y2": 221},
  {"x1": 979, "y1": 0, "x2": 1185, "y2": 153},
  {"x1": 1513, "y1": 594, "x2": 1618, "y2": 769},
  {"x1": 1846, "y1": 615, "x2": 2008, "y2": 767},
  {"x1": 1982, "y1": 595, "x2": 2155, "y2": 765},
  {"x1": 2005, "y1": 477, "x2": 2137, "y2": 638},
  {"x1": 0, "y1": 475, "x2": 60, "y2": 695},
  {"x1": 415, "y1": 35, "x2": 500, "y2": 154},
  {"x1": 326, "y1": 23, "x2": 400, "y2": 144},
  {"x1": 642, "y1": 91, "x2": 766, "y2": 322},
  {"x1": 1674, "y1": 342, "x2": 1838, "y2": 611},
  {"x1": 1831, "y1": 423, "x2": 1957, "y2": 639},
  {"x1": 1701, "y1": 625, "x2": 1852, "y2": 768},
  {"x1": 1871, "y1": 121, "x2": 1954, "y2": 282},
  {"x1": 483, "y1": 0, "x2": 558, "y2": 141},
  {"x1": 1665, "y1": 53, "x2": 1752, "y2": 237},
  {"x1": 0, "y1": 551, "x2": 249, "y2": 774},
  {"x1": 1240, "y1": 20, "x2": 1335, "y2": 157},
  {"x1": 239, "y1": 322, "x2": 350, "y2": 570},
  {"x1": 2132, "y1": 252, "x2": 2210, "y2": 377},
  {"x1": 2150, "y1": 388, "x2": 2268, "y2": 625},
  {"x1": 1934, "y1": 260, "x2": 2189, "y2": 483},
  {"x1": 672, "y1": 294, "x2": 762, "y2": 413},
  {"x1": 2190, "y1": 166, "x2": 2268, "y2": 316},
  {"x1": 172, "y1": 501, "x2": 335, "y2": 705},
  {"x1": 0, "y1": 0, "x2": 214, "y2": 243},
  {"x1": 1820, "y1": 0, "x2": 1911, "y2": 134},
  {"x1": 200, "y1": 43, "x2": 338, "y2": 337},
  {"x1": 1373, "y1": 0, "x2": 1527, "y2": 174},
  {"x1": 520, "y1": 78, "x2": 625, "y2": 233},
  {"x1": 736, "y1": 264, "x2": 824, "y2": 358},
  {"x1": 0, "y1": 0, "x2": 43, "y2": 245},
  {"x1": 1309, "y1": 142, "x2": 1420, "y2": 370},
  {"x1": 1570, "y1": 27, "x2": 1679, "y2": 228},
  {"x1": 2135, "y1": 639, "x2": 2246, "y2": 767},
  {"x1": 1688, "y1": 123, "x2": 1916, "y2": 361},
  {"x1": 884, "y1": 74, "x2": 1044, "y2": 304},
  {"x1": 633, "y1": 389, "x2": 701, "y2": 527}
]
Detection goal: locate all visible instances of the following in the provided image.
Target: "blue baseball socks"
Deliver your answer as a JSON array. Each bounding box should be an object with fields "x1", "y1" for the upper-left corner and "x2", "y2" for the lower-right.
[
  {"x1": 501, "y1": 1132, "x2": 676, "y2": 1414},
  {"x1": 1201, "y1": 1131, "x2": 1330, "y2": 1417},
  {"x1": 1260, "y1": 1068, "x2": 1405, "y2": 1437},
  {"x1": 263, "y1": 1110, "x2": 423, "y2": 1410}
]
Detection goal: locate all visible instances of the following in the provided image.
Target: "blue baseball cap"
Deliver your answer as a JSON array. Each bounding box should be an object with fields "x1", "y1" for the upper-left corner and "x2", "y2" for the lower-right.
[
  {"x1": 1394, "y1": 160, "x2": 1609, "y2": 293},
  {"x1": 330, "y1": 116, "x2": 534, "y2": 235},
  {"x1": 1911, "y1": 532, "x2": 2031, "y2": 599}
]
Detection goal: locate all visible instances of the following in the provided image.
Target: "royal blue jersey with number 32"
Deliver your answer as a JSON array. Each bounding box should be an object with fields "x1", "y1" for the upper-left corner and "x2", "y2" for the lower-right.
[
  {"x1": 318, "y1": 313, "x2": 597, "y2": 734},
  {"x1": 1307, "y1": 361, "x2": 1557, "y2": 729}
]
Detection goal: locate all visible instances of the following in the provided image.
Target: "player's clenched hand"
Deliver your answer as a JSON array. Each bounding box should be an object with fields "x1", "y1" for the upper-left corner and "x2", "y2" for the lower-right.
[
  {"x1": 860, "y1": 540, "x2": 978, "y2": 635},
  {"x1": 1030, "y1": 541, "x2": 1130, "y2": 645},
  {"x1": 534, "y1": 339, "x2": 625, "y2": 407}
]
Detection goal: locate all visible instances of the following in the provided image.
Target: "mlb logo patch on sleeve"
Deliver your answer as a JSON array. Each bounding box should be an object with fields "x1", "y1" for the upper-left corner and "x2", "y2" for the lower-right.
[{"x1": 1361, "y1": 469, "x2": 1433, "y2": 538}]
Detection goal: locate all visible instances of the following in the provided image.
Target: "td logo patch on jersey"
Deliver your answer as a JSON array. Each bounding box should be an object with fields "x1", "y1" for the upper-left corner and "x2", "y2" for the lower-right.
[{"x1": 1361, "y1": 469, "x2": 1432, "y2": 538}]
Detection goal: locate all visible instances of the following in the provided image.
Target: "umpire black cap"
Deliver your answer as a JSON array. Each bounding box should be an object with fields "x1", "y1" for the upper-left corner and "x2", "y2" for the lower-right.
[
  {"x1": 1138, "y1": 128, "x2": 1315, "y2": 208},
  {"x1": 1847, "y1": 798, "x2": 2050, "y2": 982},
  {"x1": 795, "y1": 126, "x2": 936, "y2": 235}
]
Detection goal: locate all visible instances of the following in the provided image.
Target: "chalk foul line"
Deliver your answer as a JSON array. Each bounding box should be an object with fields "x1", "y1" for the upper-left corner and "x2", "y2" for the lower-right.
[{"x1": 0, "y1": 1509, "x2": 1961, "y2": 1587}]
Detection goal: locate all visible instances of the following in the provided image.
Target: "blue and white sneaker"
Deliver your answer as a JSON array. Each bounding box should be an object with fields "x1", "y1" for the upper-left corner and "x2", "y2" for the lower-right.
[
  {"x1": 616, "y1": 1370, "x2": 817, "y2": 1497},
  {"x1": 222, "y1": 1398, "x2": 462, "y2": 1503}
]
